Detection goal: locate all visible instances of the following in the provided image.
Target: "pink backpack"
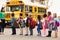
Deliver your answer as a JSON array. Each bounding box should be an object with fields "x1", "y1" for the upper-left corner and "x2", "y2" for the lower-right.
[{"x1": 55, "y1": 21, "x2": 60, "y2": 27}]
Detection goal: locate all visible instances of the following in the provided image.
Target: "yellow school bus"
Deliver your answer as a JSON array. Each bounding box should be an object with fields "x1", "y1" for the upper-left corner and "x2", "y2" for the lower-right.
[{"x1": 5, "y1": 0, "x2": 48, "y2": 25}]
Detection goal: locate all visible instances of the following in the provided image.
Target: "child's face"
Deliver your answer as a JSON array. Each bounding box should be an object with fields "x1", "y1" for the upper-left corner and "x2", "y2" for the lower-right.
[{"x1": 53, "y1": 13, "x2": 57, "y2": 18}]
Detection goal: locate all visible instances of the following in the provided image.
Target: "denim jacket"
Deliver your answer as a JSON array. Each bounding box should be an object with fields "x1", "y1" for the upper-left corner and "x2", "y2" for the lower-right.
[{"x1": 11, "y1": 17, "x2": 15, "y2": 26}]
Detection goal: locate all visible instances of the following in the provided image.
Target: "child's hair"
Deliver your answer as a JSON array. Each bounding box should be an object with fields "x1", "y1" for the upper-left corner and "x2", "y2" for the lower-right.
[
  {"x1": 20, "y1": 13, "x2": 23, "y2": 16},
  {"x1": 53, "y1": 13, "x2": 57, "y2": 18},
  {"x1": 25, "y1": 13, "x2": 28, "y2": 17},
  {"x1": 37, "y1": 15, "x2": 41, "y2": 21},
  {"x1": 11, "y1": 13, "x2": 14, "y2": 17},
  {"x1": 48, "y1": 11, "x2": 51, "y2": 16},
  {"x1": 43, "y1": 14, "x2": 47, "y2": 18}
]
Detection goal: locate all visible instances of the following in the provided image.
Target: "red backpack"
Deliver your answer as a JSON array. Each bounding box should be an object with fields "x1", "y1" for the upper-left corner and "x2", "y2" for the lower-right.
[{"x1": 30, "y1": 19, "x2": 36, "y2": 29}]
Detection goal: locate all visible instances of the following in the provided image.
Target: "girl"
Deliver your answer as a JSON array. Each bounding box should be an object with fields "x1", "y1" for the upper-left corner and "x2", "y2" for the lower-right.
[
  {"x1": 41, "y1": 14, "x2": 47, "y2": 36},
  {"x1": 18, "y1": 14, "x2": 25, "y2": 35},
  {"x1": 46, "y1": 12, "x2": 53, "y2": 37},
  {"x1": 11, "y1": 13, "x2": 16, "y2": 35},
  {"x1": 0, "y1": 7, "x2": 6, "y2": 35},
  {"x1": 53, "y1": 13, "x2": 60, "y2": 38},
  {"x1": 37, "y1": 15, "x2": 42, "y2": 36}
]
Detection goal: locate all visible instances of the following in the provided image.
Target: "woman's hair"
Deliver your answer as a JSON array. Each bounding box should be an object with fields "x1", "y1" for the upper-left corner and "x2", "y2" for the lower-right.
[
  {"x1": 43, "y1": 14, "x2": 47, "y2": 18},
  {"x1": 1, "y1": 7, "x2": 5, "y2": 12},
  {"x1": 48, "y1": 11, "x2": 51, "y2": 16},
  {"x1": 37, "y1": 15, "x2": 41, "y2": 21}
]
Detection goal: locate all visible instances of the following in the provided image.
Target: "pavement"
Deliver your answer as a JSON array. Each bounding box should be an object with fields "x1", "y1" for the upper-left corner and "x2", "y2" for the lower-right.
[{"x1": 0, "y1": 27, "x2": 60, "y2": 40}]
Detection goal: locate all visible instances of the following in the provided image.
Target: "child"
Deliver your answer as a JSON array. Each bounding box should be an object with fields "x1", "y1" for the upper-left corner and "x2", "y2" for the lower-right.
[
  {"x1": 0, "y1": 7, "x2": 6, "y2": 35},
  {"x1": 18, "y1": 14, "x2": 25, "y2": 35},
  {"x1": 28, "y1": 14, "x2": 33, "y2": 36},
  {"x1": 46, "y1": 12, "x2": 53, "y2": 37},
  {"x1": 24, "y1": 14, "x2": 28, "y2": 36},
  {"x1": 53, "y1": 13, "x2": 60, "y2": 38},
  {"x1": 41, "y1": 14, "x2": 47, "y2": 36},
  {"x1": 37, "y1": 15, "x2": 42, "y2": 36},
  {"x1": 11, "y1": 13, "x2": 16, "y2": 35}
]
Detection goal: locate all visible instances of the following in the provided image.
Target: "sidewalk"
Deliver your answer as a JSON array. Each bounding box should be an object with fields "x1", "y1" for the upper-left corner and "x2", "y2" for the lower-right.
[{"x1": 0, "y1": 27, "x2": 60, "y2": 40}]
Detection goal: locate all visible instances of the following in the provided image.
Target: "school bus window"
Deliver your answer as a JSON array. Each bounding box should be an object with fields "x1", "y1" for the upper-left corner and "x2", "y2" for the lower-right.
[
  {"x1": 42, "y1": 9, "x2": 46, "y2": 13},
  {"x1": 44, "y1": 9, "x2": 46, "y2": 13},
  {"x1": 6, "y1": 7, "x2": 11, "y2": 11},
  {"x1": 38, "y1": 7, "x2": 42, "y2": 12},
  {"x1": 10, "y1": 5, "x2": 24, "y2": 12},
  {"x1": 41, "y1": 8, "x2": 44, "y2": 12},
  {"x1": 25, "y1": 5, "x2": 29, "y2": 12},
  {"x1": 29, "y1": 6, "x2": 32, "y2": 12},
  {"x1": 45, "y1": 9, "x2": 46, "y2": 13},
  {"x1": 20, "y1": 5, "x2": 24, "y2": 12}
]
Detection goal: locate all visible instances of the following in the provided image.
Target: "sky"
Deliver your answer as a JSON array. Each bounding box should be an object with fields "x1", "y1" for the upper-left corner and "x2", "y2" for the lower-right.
[
  {"x1": 0, "y1": 0, "x2": 60, "y2": 16},
  {"x1": 0, "y1": 0, "x2": 6, "y2": 10},
  {"x1": 47, "y1": 0, "x2": 60, "y2": 16}
]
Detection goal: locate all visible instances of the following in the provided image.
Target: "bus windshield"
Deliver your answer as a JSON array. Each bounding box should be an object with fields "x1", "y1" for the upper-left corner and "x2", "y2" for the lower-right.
[{"x1": 6, "y1": 5, "x2": 24, "y2": 12}]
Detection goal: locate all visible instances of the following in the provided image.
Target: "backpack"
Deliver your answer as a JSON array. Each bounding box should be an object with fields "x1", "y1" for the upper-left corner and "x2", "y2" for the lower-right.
[
  {"x1": 40, "y1": 21, "x2": 43, "y2": 29},
  {"x1": 30, "y1": 19, "x2": 36, "y2": 29},
  {"x1": 13, "y1": 18, "x2": 19, "y2": 27},
  {"x1": 26, "y1": 18, "x2": 31, "y2": 27},
  {"x1": 37, "y1": 20, "x2": 43, "y2": 30},
  {"x1": 55, "y1": 21, "x2": 60, "y2": 27},
  {"x1": 19, "y1": 19, "x2": 25, "y2": 28},
  {"x1": 45, "y1": 20, "x2": 48, "y2": 29}
]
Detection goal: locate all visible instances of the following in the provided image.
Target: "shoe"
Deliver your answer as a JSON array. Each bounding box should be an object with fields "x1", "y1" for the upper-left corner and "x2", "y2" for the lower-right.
[
  {"x1": 20, "y1": 34, "x2": 23, "y2": 35},
  {"x1": 46, "y1": 35, "x2": 51, "y2": 37},
  {"x1": 37, "y1": 34, "x2": 41, "y2": 36},
  {"x1": 30, "y1": 34, "x2": 33, "y2": 36},
  {"x1": 0, "y1": 32, "x2": 1, "y2": 35},
  {"x1": 12, "y1": 34, "x2": 16, "y2": 35},
  {"x1": 46, "y1": 31, "x2": 52, "y2": 37},
  {"x1": 25, "y1": 34, "x2": 28, "y2": 36}
]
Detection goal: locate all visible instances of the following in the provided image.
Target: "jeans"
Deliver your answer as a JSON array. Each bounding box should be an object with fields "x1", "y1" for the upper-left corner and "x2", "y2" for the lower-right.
[
  {"x1": 12, "y1": 26, "x2": 16, "y2": 34},
  {"x1": 0, "y1": 27, "x2": 4, "y2": 32},
  {"x1": 29, "y1": 27, "x2": 33, "y2": 35},
  {"x1": 37, "y1": 28, "x2": 41, "y2": 35},
  {"x1": 48, "y1": 23, "x2": 53, "y2": 31}
]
